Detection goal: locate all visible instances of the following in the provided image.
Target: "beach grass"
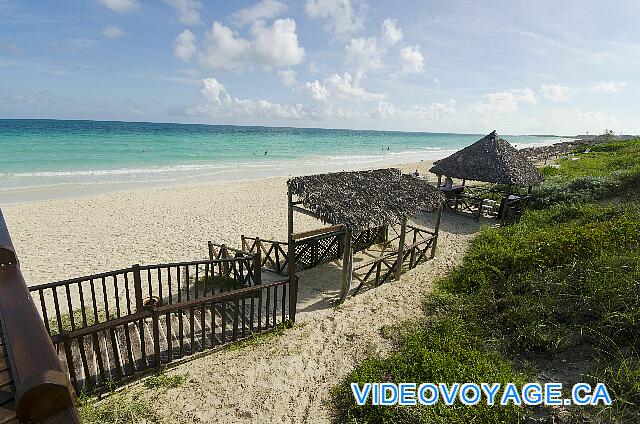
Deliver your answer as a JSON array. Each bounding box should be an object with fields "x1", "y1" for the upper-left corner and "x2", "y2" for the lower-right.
[
  {"x1": 333, "y1": 138, "x2": 640, "y2": 423},
  {"x1": 78, "y1": 370, "x2": 189, "y2": 423},
  {"x1": 48, "y1": 306, "x2": 107, "y2": 336}
]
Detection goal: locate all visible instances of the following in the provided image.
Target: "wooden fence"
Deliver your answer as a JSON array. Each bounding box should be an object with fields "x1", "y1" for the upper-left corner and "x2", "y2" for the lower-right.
[
  {"x1": 351, "y1": 224, "x2": 437, "y2": 295},
  {"x1": 241, "y1": 225, "x2": 387, "y2": 275},
  {"x1": 0, "y1": 209, "x2": 79, "y2": 423},
  {"x1": 57, "y1": 278, "x2": 294, "y2": 394},
  {"x1": 30, "y1": 253, "x2": 259, "y2": 341},
  {"x1": 26, "y1": 244, "x2": 298, "y2": 395}
]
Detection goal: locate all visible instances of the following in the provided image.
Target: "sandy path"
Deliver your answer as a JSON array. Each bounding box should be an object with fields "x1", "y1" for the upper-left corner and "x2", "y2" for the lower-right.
[{"x1": 147, "y1": 213, "x2": 477, "y2": 423}]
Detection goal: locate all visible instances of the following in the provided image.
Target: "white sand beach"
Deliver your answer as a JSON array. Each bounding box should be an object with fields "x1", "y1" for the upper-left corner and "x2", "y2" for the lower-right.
[{"x1": 1, "y1": 160, "x2": 479, "y2": 422}]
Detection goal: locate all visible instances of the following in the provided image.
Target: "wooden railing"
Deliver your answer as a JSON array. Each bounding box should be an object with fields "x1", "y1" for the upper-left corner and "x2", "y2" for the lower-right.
[
  {"x1": 351, "y1": 225, "x2": 436, "y2": 295},
  {"x1": 241, "y1": 236, "x2": 289, "y2": 274},
  {"x1": 241, "y1": 225, "x2": 388, "y2": 275},
  {"x1": 0, "y1": 209, "x2": 80, "y2": 423},
  {"x1": 29, "y1": 253, "x2": 260, "y2": 343},
  {"x1": 57, "y1": 278, "x2": 294, "y2": 394}
]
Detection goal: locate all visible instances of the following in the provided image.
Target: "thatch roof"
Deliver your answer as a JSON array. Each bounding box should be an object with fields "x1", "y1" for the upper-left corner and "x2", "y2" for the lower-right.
[
  {"x1": 429, "y1": 131, "x2": 544, "y2": 186},
  {"x1": 288, "y1": 168, "x2": 444, "y2": 230}
]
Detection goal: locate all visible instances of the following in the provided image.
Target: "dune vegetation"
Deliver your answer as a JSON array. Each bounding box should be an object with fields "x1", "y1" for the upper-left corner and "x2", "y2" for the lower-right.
[{"x1": 334, "y1": 139, "x2": 640, "y2": 423}]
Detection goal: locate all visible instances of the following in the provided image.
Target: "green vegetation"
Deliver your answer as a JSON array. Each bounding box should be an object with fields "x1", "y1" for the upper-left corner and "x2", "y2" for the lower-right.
[
  {"x1": 533, "y1": 138, "x2": 640, "y2": 208},
  {"x1": 79, "y1": 370, "x2": 189, "y2": 423},
  {"x1": 144, "y1": 370, "x2": 189, "y2": 390},
  {"x1": 334, "y1": 138, "x2": 640, "y2": 423},
  {"x1": 48, "y1": 306, "x2": 107, "y2": 336}
]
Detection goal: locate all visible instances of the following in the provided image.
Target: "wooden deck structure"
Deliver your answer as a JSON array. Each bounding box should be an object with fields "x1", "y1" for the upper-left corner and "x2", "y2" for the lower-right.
[
  {"x1": 0, "y1": 209, "x2": 80, "y2": 423},
  {"x1": 430, "y1": 130, "x2": 543, "y2": 223},
  {"x1": 285, "y1": 169, "x2": 444, "y2": 301}
]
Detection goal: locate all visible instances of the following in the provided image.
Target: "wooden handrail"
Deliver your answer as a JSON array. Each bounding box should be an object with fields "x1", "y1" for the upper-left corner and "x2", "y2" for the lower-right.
[{"x1": 0, "y1": 209, "x2": 78, "y2": 423}]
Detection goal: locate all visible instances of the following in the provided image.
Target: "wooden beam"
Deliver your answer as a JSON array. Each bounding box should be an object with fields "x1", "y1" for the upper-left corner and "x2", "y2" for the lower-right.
[
  {"x1": 395, "y1": 216, "x2": 408, "y2": 280},
  {"x1": 291, "y1": 225, "x2": 345, "y2": 241},
  {"x1": 291, "y1": 205, "x2": 321, "y2": 220},
  {"x1": 339, "y1": 226, "x2": 352, "y2": 303}
]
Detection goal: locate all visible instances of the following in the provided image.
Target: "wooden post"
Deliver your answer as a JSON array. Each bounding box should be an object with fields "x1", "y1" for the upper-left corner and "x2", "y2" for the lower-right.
[
  {"x1": 254, "y1": 237, "x2": 262, "y2": 285},
  {"x1": 395, "y1": 216, "x2": 408, "y2": 280},
  {"x1": 339, "y1": 226, "x2": 352, "y2": 302},
  {"x1": 133, "y1": 263, "x2": 143, "y2": 313},
  {"x1": 151, "y1": 305, "x2": 161, "y2": 369},
  {"x1": 207, "y1": 241, "x2": 214, "y2": 261},
  {"x1": 437, "y1": 174, "x2": 442, "y2": 187},
  {"x1": 287, "y1": 186, "x2": 297, "y2": 322},
  {"x1": 221, "y1": 244, "x2": 230, "y2": 276},
  {"x1": 240, "y1": 235, "x2": 246, "y2": 252},
  {"x1": 409, "y1": 228, "x2": 417, "y2": 268},
  {"x1": 431, "y1": 205, "x2": 443, "y2": 259},
  {"x1": 500, "y1": 184, "x2": 513, "y2": 224}
]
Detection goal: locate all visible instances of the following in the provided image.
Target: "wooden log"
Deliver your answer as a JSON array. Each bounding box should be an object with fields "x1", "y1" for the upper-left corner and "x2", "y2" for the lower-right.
[
  {"x1": 395, "y1": 216, "x2": 408, "y2": 280},
  {"x1": 291, "y1": 205, "x2": 320, "y2": 220}
]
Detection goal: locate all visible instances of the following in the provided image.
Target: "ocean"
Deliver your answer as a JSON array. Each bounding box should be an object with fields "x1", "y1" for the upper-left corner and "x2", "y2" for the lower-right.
[{"x1": 0, "y1": 119, "x2": 561, "y2": 203}]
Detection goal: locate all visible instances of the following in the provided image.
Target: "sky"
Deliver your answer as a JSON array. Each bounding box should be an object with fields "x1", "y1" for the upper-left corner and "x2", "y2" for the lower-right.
[{"x1": 0, "y1": 0, "x2": 639, "y2": 135}]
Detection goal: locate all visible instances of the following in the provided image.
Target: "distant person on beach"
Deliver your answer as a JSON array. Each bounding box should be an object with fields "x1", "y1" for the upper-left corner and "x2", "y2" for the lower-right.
[
  {"x1": 442, "y1": 176, "x2": 453, "y2": 191},
  {"x1": 387, "y1": 146, "x2": 390, "y2": 150},
  {"x1": 413, "y1": 169, "x2": 420, "y2": 177},
  {"x1": 264, "y1": 151, "x2": 268, "y2": 155}
]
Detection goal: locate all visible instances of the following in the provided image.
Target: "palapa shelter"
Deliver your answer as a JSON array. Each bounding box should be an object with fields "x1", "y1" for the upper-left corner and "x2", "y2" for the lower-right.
[
  {"x1": 286, "y1": 168, "x2": 444, "y2": 301},
  {"x1": 429, "y1": 130, "x2": 543, "y2": 222},
  {"x1": 429, "y1": 130, "x2": 543, "y2": 189}
]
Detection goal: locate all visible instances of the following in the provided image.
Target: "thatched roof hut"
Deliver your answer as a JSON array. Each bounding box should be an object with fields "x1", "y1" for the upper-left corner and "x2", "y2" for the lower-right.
[
  {"x1": 429, "y1": 131, "x2": 543, "y2": 186},
  {"x1": 287, "y1": 168, "x2": 444, "y2": 230}
]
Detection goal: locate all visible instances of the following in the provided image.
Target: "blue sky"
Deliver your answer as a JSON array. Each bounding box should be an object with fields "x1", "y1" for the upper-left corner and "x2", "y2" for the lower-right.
[{"x1": 1, "y1": 0, "x2": 638, "y2": 134}]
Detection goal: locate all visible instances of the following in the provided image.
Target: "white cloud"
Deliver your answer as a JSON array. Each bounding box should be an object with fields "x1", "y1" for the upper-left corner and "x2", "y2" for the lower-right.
[
  {"x1": 373, "y1": 99, "x2": 457, "y2": 121},
  {"x1": 305, "y1": 0, "x2": 365, "y2": 38},
  {"x1": 278, "y1": 69, "x2": 297, "y2": 86},
  {"x1": 230, "y1": 0, "x2": 287, "y2": 26},
  {"x1": 397, "y1": 45, "x2": 424, "y2": 75},
  {"x1": 304, "y1": 80, "x2": 329, "y2": 102},
  {"x1": 472, "y1": 87, "x2": 537, "y2": 116},
  {"x1": 590, "y1": 81, "x2": 626, "y2": 93},
  {"x1": 164, "y1": 0, "x2": 202, "y2": 25},
  {"x1": 101, "y1": 25, "x2": 125, "y2": 39},
  {"x1": 173, "y1": 29, "x2": 197, "y2": 62},
  {"x1": 324, "y1": 72, "x2": 384, "y2": 101},
  {"x1": 199, "y1": 22, "x2": 250, "y2": 71},
  {"x1": 251, "y1": 19, "x2": 305, "y2": 68},
  {"x1": 381, "y1": 18, "x2": 402, "y2": 46},
  {"x1": 540, "y1": 83, "x2": 579, "y2": 102},
  {"x1": 99, "y1": 0, "x2": 138, "y2": 13},
  {"x1": 549, "y1": 109, "x2": 617, "y2": 133},
  {"x1": 191, "y1": 77, "x2": 304, "y2": 119},
  {"x1": 308, "y1": 63, "x2": 319, "y2": 74},
  {"x1": 198, "y1": 20, "x2": 304, "y2": 71},
  {"x1": 345, "y1": 36, "x2": 384, "y2": 73}
]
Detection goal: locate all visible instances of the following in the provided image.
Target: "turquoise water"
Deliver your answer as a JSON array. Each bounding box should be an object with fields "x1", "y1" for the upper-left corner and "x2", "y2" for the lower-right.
[{"x1": 0, "y1": 119, "x2": 558, "y2": 200}]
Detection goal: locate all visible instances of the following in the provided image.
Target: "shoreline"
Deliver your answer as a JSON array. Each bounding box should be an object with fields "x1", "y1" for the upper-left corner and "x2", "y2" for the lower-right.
[{"x1": 0, "y1": 159, "x2": 438, "y2": 206}]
